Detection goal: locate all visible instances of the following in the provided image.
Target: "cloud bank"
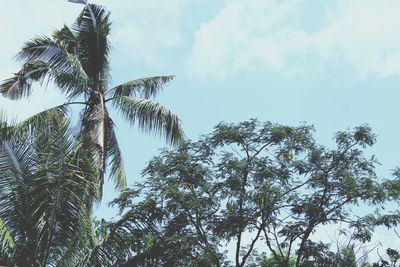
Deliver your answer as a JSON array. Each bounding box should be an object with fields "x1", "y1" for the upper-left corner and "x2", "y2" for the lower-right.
[{"x1": 188, "y1": 0, "x2": 400, "y2": 79}]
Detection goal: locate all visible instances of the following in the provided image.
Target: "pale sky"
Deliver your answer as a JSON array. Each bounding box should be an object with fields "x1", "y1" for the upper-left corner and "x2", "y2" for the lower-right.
[{"x1": 1, "y1": 0, "x2": 400, "y2": 261}]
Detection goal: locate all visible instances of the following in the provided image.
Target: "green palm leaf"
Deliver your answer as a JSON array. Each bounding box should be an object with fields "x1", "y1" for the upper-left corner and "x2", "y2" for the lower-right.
[
  {"x1": 77, "y1": 202, "x2": 161, "y2": 266},
  {"x1": 0, "y1": 217, "x2": 15, "y2": 263},
  {"x1": 108, "y1": 76, "x2": 175, "y2": 99},
  {"x1": 72, "y1": 4, "x2": 111, "y2": 80},
  {"x1": 0, "y1": 60, "x2": 49, "y2": 100},
  {"x1": 113, "y1": 96, "x2": 185, "y2": 145},
  {"x1": 0, "y1": 104, "x2": 73, "y2": 142},
  {"x1": 106, "y1": 120, "x2": 127, "y2": 190},
  {"x1": 1, "y1": 35, "x2": 90, "y2": 101},
  {"x1": 0, "y1": 112, "x2": 99, "y2": 266}
]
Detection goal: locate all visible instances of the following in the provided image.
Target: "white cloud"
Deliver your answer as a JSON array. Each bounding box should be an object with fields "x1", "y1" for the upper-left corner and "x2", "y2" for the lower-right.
[
  {"x1": 313, "y1": 0, "x2": 400, "y2": 79},
  {"x1": 105, "y1": 0, "x2": 184, "y2": 66},
  {"x1": 187, "y1": 0, "x2": 304, "y2": 79},
  {"x1": 188, "y1": 0, "x2": 400, "y2": 79}
]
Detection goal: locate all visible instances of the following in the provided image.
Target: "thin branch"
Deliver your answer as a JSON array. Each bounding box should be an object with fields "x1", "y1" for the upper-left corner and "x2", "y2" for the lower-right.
[{"x1": 240, "y1": 224, "x2": 264, "y2": 267}]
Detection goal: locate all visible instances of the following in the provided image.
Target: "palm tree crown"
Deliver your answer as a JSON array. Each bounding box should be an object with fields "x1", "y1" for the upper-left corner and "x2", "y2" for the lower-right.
[
  {"x1": 0, "y1": 2, "x2": 185, "y2": 194},
  {"x1": 0, "y1": 111, "x2": 99, "y2": 266}
]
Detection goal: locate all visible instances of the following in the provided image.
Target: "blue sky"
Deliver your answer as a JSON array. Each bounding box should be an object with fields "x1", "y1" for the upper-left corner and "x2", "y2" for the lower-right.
[{"x1": 1, "y1": 0, "x2": 400, "y2": 259}]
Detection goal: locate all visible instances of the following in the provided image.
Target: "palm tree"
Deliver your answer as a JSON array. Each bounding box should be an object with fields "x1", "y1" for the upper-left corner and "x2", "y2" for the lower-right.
[
  {"x1": 0, "y1": 110, "x2": 99, "y2": 266},
  {"x1": 0, "y1": 1, "x2": 185, "y2": 194}
]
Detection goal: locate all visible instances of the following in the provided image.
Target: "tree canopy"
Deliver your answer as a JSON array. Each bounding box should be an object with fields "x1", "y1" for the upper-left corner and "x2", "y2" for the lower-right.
[{"x1": 89, "y1": 119, "x2": 399, "y2": 266}]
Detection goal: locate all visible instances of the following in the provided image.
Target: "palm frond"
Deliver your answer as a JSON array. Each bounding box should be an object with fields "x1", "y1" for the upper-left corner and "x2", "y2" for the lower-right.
[
  {"x1": 106, "y1": 121, "x2": 127, "y2": 190},
  {"x1": 53, "y1": 25, "x2": 78, "y2": 51},
  {"x1": 77, "y1": 201, "x2": 162, "y2": 266},
  {"x1": 74, "y1": 4, "x2": 110, "y2": 34},
  {"x1": 0, "y1": 136, "x2": 41, "y2": 265},
  {"x1": 15, "y1": 35, "x2": 90, "y2": 99},
  {"x1": 113, "y1": 96, "x2": 185, "y2": 146},
  {"x1": 68, "y1": 0, "x2": 87, "y2": 4},
  {"x1": 72, "y1": 4, "x2": 111, "y2": 81},
  {"x1": 51, "y1": 25, "x2": 93, "y2": 100},
  {"x1": 35, "y1": 123, "x2": 98, "y2": 265},
  {"x1": 0, "y1": 208, "x2": 15, "y2": 262},
  {"x1": 0, "y1": 105, "x2": 70, "y2": 142},
  {"x1": 0, "y1": 60, "x2": 49, "y2": 100},
  {"x1": 17, "y1": 36, "x2": 75, "y2": 74},
  {"x1": 0, "y1": 111, "x2": 15, "y2": 141},
  {"x1": 107, "y1": 76, "x2": 174, "y2": 99},
  {"x1": 0, "y1": 112, "x2": 99, "y2": 265}
]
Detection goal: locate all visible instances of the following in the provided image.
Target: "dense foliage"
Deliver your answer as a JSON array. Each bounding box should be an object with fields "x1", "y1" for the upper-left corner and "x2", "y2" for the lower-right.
[
  {"x1": 0, "y1": 111, "x2": 98, "y2": 266},
  {"x1": 91, "y1": 120, "x2": 400, "y2": 266}
]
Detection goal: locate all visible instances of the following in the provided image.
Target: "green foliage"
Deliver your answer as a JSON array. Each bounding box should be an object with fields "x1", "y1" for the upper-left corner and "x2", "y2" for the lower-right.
[
  {"x1": 90, "y1": 119, "x2": 394, "y2": 266},
  {"x1": 1, "y1": 115, "x2": 396, "y2": 266},
  {"x1": 387, "y1": 248, "x2": 400, "y2": 265},
  {"x1": 0, "y1": 111, "x2": 99, "y2": 266},
  {"x1": 341, "y1": 246, "x2": 358, "y2": 267},
  {"x1": 0, "y1": 218, "x2": 15, "y2": 263},
  {"x1": 1, "y1": 102, "x2": 399, "y2": 267},
  {"x1": 374, "y1": 248, "x2": 400, "y2": 267},
  {"x1": 261, "y1": 254, "x2": 296, "y2": 267}
]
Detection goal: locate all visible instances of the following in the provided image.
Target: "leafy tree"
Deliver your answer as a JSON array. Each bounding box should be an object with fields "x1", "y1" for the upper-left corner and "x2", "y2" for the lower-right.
[
  {"x1": 261, "y1": 253, "x2": 296, "y2": 267},
  {"x1": 91, "y1": 119, "x2": 394, "y2": 266},
  {"x1": 261, "y1": 244, "x2": 358, "y2": 267},
  {"x1": 0, "y1": 111, "x2": 99, "y2": 266},
  {"x1": 372, "y1": 248, "x2": 400, "y2": 267},
  {"x1": 385, "y1": 249, "x2": 400, "y2": 266},
  {"x1": 374, "y1": 246, "x2": 400, "y2": 266},
  {"x1": 0, "y1": 1, "x2": 184, "y2": 195},
  {"x1": 361, "y1": 170, "x2": 400, "y2": 267},
  {"x1": 79, "y1": 141, "x2": 225, "y2": 266}
]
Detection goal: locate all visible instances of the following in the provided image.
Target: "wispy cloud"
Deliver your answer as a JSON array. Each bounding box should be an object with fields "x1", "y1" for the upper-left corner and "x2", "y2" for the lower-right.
[
  {"x1": 187, "y1": 0, "x2": 400, "y2": 80},
  {"x1": 106, "y1": 0, "x2": 184, "y2": 66}
]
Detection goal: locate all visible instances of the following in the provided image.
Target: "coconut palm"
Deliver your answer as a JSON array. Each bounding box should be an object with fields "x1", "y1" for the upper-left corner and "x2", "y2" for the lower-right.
[
  {"x1": 0, "y1": 110, "x2": 99, "y2": 266},
  {"x1": 0, "y1": 2, "x2": 185, "y2": 194}
]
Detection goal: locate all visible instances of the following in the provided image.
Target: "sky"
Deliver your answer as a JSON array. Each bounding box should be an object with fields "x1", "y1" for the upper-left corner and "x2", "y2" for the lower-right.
[{"x1": 1, "y1": 0, "x2": 400, "y2": 261}]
